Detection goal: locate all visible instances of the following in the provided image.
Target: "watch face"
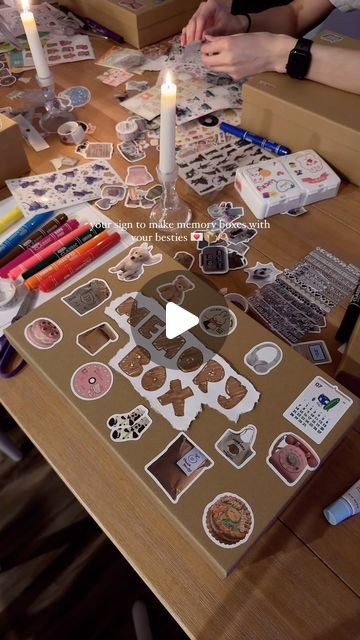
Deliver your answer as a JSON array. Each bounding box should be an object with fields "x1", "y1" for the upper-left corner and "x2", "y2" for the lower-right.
[{"x1": 287, "y1": 48, "x2": 311, "y2": 79}]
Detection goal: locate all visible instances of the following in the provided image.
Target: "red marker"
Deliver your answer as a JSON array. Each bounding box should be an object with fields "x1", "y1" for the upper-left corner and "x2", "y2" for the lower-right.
[{"x1": 39, "y1": 232, "x2": 121, "y2": 292}]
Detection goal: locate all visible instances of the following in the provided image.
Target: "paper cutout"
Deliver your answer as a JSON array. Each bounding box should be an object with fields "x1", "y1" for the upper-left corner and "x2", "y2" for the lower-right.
[
  {"x1": 266, "y1": 432, "x2": 320, "y2": 486},
  {"x1": 106, "y1": 292, "x2": 260, "y2": 430},
  {"x1": 76, "y1": 322, "x2": 118, "y2": 356}
]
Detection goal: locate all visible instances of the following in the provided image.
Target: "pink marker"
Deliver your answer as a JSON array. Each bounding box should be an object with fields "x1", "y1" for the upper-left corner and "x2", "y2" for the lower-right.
[
  {"x1": 9, "y1": 223, "x2": 93, "y2": 281},
  {"x1": 1, "y1": 219, "x2": 80, "y2": 280}
]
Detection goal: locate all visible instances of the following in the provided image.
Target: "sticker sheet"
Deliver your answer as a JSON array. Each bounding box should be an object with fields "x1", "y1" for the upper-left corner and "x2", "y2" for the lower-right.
[
  {"x1": 178, "y1": 139, "x2": 273, "y2": 195},
  {"x1": 6, "y1": 161, "x2": 123, "y2": 216},
  {"x1": 106, "y1": 292, "x2": 260, "y2": 431},
  {"x1": 283, "y1": 376, "x2": 353, "y2": 444},
  {"x1": 96, "y1": 46, "x2": 143, "y2": 70},
  {"x1": 0, "y1": 2, "x2": 63, "y2": 37},
  {"x1": 9, "y1": 35, "x2": 95, "y2": 69}
]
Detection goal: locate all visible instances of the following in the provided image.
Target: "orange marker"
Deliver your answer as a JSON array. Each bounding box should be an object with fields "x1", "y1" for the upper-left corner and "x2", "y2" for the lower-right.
[{"x1": 24, "y1": 230, "x2": 110, "y2": 290}]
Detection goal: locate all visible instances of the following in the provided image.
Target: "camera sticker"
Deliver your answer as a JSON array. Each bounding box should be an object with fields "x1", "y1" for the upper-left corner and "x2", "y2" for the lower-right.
[
  {"x1": 292, "y1": 340, "x2": 332, "y2": 365},
  {"x1": 244, "y1": 262, "x2": 282, "y2": 289},
  {"x1": 157, "y1": 274, "x2": 195, "y2": 306},
  {"x1": 76, "y1": 322, "x2": 118, "y2": 356},
  {"x1": 266, "y1": 432, "x2": 320, "y2": 486},
  {"x1": 145, "y1": 434, "x2": 214, "y2": 504},
  {"x1": 283, "y1": 376, "x2": 353, "y2": 444},
  {"x1": 24, "y1": 317, "x2": 63, "y2": 350},
  {"x1": 61, "y1": 279, "x2": 112, "y2": 316},
  {"x1": 199, "y1": 305, "x2": 237, "y2": 337},
  {"x1": 244, "y1": 342, "x2": 283, "y2": 375},
  {"x1": 70, "y1": 362, "x2": 113, "y2": 400},
  {"x1": 215, "y1": 425, "x2": 257, "y2": 469},
  {"x1": 107, "y1": 405, "x2": 152, "y2": 442},
  {"x1": 202, "y1": 493, "x2": 254, "y2": 548},
  {"x1": 108, "y1": 243, "x2": 162, "y2": 281}
]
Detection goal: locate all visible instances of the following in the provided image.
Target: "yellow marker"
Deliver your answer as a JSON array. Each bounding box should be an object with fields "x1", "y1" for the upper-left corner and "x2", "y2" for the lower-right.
[{"x1": 0, "y1": 207, "x2": 23, "y2": 235}]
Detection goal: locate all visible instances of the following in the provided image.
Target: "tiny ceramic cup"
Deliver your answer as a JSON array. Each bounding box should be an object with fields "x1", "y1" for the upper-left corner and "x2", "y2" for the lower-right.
[{"x1": 57, "y1": 121, "x2": 85, "y2": 145}]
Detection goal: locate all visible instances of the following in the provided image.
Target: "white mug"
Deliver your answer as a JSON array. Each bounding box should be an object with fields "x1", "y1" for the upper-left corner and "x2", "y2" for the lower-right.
[{"x1": 57, "y1": 121, "x2": 85, "y2": 145}]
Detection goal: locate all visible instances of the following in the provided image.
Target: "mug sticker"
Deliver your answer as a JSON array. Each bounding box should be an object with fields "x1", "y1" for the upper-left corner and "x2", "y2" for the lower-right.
[
  {"x1": 266, "y1": 432, "x2": 320, "y2": 486},
  {"x1": 71, "y1": 362, "x2": 113, "y2": 400},
  {"x1": 62, "y1": 278, "x2": 112, "y2": 316},
  {"x1": 202, "y1": 492, "x2": 254, "y2": 548},
  {"x1": 24, "y1": 317, "x2": 63, "y2": 350},
  {"x1": 215, "y1": 425, "x2": 257, "y2": 469}
]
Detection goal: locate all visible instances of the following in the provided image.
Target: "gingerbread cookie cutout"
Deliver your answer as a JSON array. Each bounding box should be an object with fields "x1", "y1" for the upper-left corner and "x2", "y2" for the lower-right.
[
  {"x1": 141, "y1": 365, "x2": 167, "y2": 391},
  {"x1": 218, "y1": 376, "x2": 248, "y2": 410},
  {"x1": 119, "y1": 345, "x2": 151, "y2": 377},
  {"x1": 157, "y1": 275, "x2": 194, "y2": 306},
  {"x1": 193, "y1": 359, "x2": 225, "y2": 393},
  {"x1": 177, "y1": 347, "x2": 204, "y2": 373},
  {"x1": 203, "y1": 493, "x2": 254, "y2": 548},
  {"x1": 158, "y1": 379, "x2": 194, "y2": 417},
  {"x1": 24, "y1": 317, "x2": 62, "y2": 350}
]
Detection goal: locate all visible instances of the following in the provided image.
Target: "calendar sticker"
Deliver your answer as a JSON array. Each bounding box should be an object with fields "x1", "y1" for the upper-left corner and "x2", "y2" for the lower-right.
[{"x1": 283, "y1": 376, "x2": 353, "y2": 444}]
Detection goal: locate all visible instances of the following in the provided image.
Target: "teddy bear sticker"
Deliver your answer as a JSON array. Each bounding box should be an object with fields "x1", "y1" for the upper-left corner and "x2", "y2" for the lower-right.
[
  {"x1": 156, "y1": 275, "x2": 195, "y2": 305},
  {"x1": 109, "y1": 242, "x2": 162, "y2": 281}
]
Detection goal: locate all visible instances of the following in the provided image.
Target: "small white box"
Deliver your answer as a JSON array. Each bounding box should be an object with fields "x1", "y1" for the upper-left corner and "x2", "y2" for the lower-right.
[
  {"x1": 281, "y1": 149, "x2": 340, "y2": 205},
  {"x1": 235, "y1": 158, "x2": 304, "y2": 219}
]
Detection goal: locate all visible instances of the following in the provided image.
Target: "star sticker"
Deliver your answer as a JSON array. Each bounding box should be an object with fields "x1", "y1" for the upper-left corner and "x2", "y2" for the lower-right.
[{"x1": 244, "y1": 261, "x2": 282, "y2": 289}]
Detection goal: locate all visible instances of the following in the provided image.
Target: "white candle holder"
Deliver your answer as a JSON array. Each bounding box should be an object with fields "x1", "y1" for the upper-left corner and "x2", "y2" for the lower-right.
[
  {"x1": 37, "y1": 72, "x2": 74, "y2": 133},
  {"x1": 149, "y1": 166, "x2": 192, "y2": 228}
]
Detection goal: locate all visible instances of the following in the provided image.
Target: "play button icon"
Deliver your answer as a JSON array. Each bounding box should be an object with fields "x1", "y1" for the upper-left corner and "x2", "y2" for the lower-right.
[{"x1": 165, "y1": 302, "x2": 199, "y2": 339}]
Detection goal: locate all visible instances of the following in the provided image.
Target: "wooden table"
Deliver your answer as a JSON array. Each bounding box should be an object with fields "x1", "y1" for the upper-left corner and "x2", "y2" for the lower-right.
[{"x1": 1, "y1": 39, "x2": 360, "y2": 640}]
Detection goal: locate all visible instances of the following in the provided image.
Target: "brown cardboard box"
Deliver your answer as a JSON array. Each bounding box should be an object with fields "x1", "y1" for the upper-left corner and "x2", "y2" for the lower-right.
[
  {"x1": 61, "y1": 0, "x2": 200, "y2": 48},
  {"x1": 0, "y1": 114, "x2": 30, "y2": 188},
  {"x1": 240, "y1": 32, "x2": 360, "y2": 186},
  {"x1": 336, "y1": 318, "x2": 360, "y2": 397},
  {"x1": 5, "y1": 246, "x2": 359, "y2": 577}
]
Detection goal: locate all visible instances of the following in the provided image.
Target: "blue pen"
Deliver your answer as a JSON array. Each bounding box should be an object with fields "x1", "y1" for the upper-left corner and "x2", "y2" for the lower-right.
[
  {"x1": 0, "y1": 211, "x2": 54, "y2": 261},
  {"x1": 219, "y1": 122, "x2": 291, "y2": 156}
]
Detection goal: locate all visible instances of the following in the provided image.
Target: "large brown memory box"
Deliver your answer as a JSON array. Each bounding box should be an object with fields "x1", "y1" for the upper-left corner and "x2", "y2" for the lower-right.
[
  {"x1": 0, "y1": 114, "x2": 30, "y2": 188},
  {"x1": 61, "y1": 0, "x2": 200, "y2": 48},
  {"x1": 241, "y1": 32, "x2": 360, "y2": 186}
]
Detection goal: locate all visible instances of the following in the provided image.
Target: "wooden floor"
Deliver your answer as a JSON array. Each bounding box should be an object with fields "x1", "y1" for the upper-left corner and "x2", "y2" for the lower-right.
[{"x1": 0, "y1": 406, "x2": 188, "y2": 640}]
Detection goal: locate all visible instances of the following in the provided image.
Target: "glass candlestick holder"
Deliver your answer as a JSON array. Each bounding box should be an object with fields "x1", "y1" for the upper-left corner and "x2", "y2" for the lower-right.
[
  {"x1": 149, "y1": 166, "x2": 192, "y2": 229},
  {"x1": 37, "y1": 73, "x2": 74, "y2": 133}
]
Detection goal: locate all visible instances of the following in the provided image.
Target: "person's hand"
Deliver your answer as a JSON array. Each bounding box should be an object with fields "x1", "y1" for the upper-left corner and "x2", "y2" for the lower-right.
[
  {"x1": 181, "y1": 0, "x2": 247, "y2": 46},
  {"x1": 201, "y1": 32, "x2": 296, "y2": 80}
]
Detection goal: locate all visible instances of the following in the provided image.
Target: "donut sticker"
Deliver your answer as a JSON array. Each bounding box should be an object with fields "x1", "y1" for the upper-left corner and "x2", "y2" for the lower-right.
[
  {"x1": 24, "y1": 318, "x2": 63, "y2": 350},
  {"x1": 202, "y1": 493, "x2": 254, "y2": 548},
  {"x1": 70, "y1": 362, "x2": 113, "y2": 400}
]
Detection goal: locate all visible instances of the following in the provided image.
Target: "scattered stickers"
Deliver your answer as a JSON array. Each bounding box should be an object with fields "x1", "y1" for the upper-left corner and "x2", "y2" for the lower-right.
[
  {"x1": 267, "y1": 432, "x2": 319, "y2": 486},
  {"x1": 24, "y1": 318, "x2": 62, "y2": 350},
  {"x1": 71, "y1": 362, "x2": 113, "y2": 400}
]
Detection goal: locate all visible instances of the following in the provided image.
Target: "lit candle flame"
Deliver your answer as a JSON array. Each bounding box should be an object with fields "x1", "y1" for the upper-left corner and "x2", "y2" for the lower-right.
[
  {"x1": 165, "y1": 70, "x2": 173, "y2": 88},
  {"x1": 21, "y1": 0, "x2": 30, "y2": 12}
]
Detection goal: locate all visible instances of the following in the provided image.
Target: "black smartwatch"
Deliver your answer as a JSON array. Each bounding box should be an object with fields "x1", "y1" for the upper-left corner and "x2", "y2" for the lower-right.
[{"x1": 286, "y1": 37, "x2": 313, "y2": 80}]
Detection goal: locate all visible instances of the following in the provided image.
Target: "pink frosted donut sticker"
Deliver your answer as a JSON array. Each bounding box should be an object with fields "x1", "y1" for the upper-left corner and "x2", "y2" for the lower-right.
[
  {"x1": 70, "y1": 362, "x2": 113, "y2": 400},
  {"x1": 24, "y1": 317, "x2": 63, "y2": 350}
]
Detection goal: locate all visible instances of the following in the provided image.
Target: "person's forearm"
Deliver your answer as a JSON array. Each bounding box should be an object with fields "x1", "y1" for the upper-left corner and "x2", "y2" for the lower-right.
[
  {"x1": 273, "y1": 35, "x2": 360, "y2": 94},
  {"x1": 249, "y1": 0, "x2": 334, "y2": 37}
]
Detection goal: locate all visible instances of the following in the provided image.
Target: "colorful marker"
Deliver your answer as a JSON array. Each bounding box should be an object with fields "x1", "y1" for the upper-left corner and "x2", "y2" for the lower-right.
[
  {"x1": 0, "y1": 207, "x2": 23, "y2": 235},
  {"x1": 39, "y1": 232, "x2": 121, "y2": 292},
  {"x1": 24, "y1": 230, "x2": 111, "y2": 290},
  {"x1": 0, "y1": 212, "x2": 64, "y2": 267},
  {"x1": 3, "y1": 219, "x2": 80, "y2": 280},
  {"x1": 21, "y1": 225, "x2": 106, "y2": 281}
]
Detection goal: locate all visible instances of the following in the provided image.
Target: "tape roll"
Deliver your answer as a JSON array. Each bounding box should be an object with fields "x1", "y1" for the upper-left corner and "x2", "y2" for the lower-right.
[
  {"x1": 198, "y1": 115, "x2": 219, "y2": 127},
  {"x1": 115, "y1": 120, "x2": 138, "y2": 141}
]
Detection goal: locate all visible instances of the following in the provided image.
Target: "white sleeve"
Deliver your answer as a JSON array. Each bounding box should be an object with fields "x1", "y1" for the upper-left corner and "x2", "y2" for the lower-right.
[{"x1": 329, "y1": 0, "x2": 360, "y2": 10}]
